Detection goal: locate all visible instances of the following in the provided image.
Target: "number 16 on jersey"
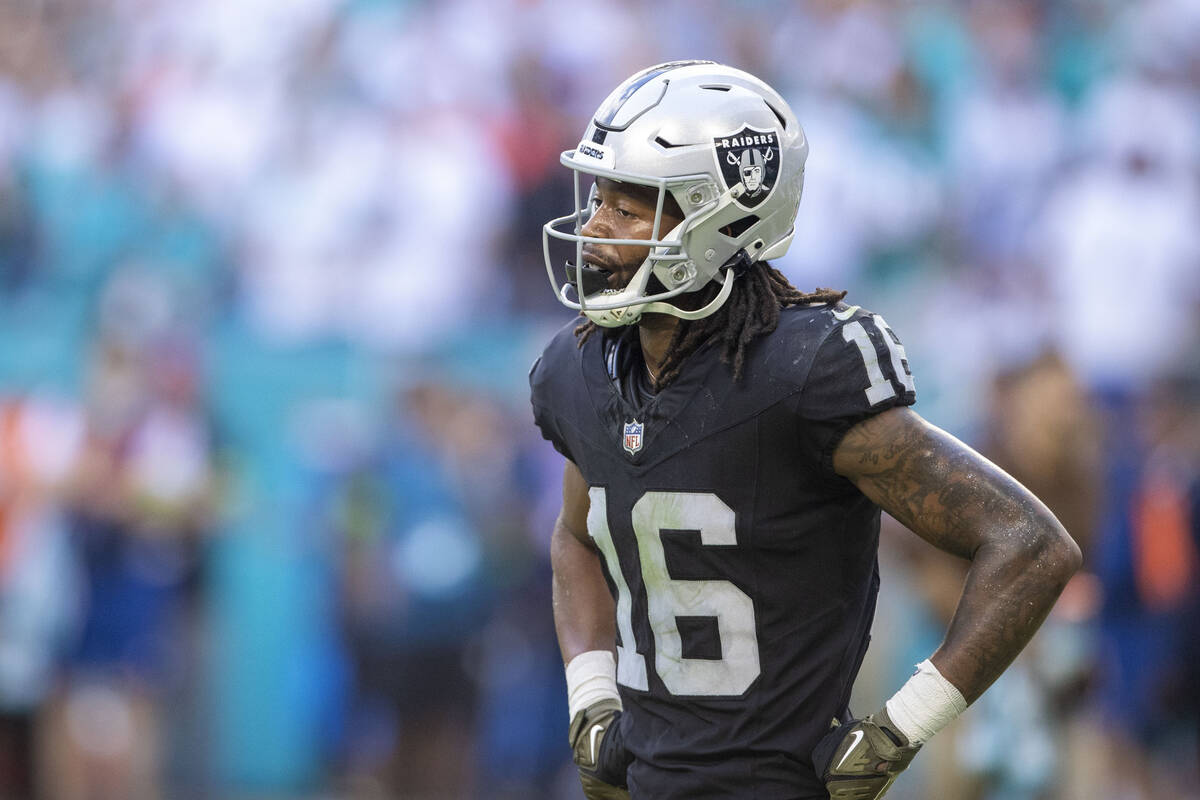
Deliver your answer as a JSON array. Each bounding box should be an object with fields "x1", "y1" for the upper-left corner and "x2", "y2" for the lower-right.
[{"x1": 588, "y1": 488, "x2": 761, "y2": 697}]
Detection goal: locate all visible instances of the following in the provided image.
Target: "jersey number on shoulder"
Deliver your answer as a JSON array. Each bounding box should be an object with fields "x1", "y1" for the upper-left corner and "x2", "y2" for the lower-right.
[
  {"x1": 588, "y1": 488, "x2": 760, "y2": 697},
  {"x1": 842, "y1": 314, "x2": 914, "y2": 405}
]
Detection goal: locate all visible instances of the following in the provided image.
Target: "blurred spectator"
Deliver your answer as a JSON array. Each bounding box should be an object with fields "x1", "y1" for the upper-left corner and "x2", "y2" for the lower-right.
[
  {"x1": 1087, "y1": 359, "x2": 1200, "y2": 800},
  {"x1": 984, "y1": 352, "x2": 1101, "y2": 554},
  {"x1": 0, "y1": 394, "x2": 83, "y2": 798},
  {"x1": 40, "y1": 301, "x2": 217, "y2": 799},
  {"x1": 1037, "y1": 74, "x2": 1200, "y2": 393},
  {"x1": 945, "y1": 0, "x2": 1068, "y2": 273},
  {"x1": 327, "y1": 380, "x2": 490, "y2": 798}
]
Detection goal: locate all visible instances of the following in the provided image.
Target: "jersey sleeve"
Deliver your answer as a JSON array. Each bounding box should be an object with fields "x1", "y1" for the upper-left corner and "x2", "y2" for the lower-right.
[
  {"x1": 795, "y1": 310, "x2": 916, "y2": 477},
  {"x1": 529, "y1": 354, "x2": 576, "y2": 462}
]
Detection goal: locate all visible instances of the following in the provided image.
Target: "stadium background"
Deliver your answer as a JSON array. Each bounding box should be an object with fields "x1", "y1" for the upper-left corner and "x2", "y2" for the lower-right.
[{"x1": 0, "y1": 0, "x2": 1197, "y2": 797}]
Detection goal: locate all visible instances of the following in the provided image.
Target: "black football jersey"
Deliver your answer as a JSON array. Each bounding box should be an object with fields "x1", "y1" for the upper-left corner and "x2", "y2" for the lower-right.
[{"x1": 530, "y1": 302, "x2": 916, "y2": 799}]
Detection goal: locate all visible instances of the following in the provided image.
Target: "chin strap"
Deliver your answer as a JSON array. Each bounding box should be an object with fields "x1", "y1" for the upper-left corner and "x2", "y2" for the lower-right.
[
  {"x1": 639, "y1": 264, "x2": 740, "y2": 321},
  {"x1": 726, "y1": 249, "x2": 754, "y2": 280}
]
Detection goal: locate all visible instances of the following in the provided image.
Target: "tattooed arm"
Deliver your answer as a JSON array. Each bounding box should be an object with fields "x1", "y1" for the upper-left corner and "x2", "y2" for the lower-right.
[{"x1": 833, "y1": 407, "x2": 1082, "y2": 704}]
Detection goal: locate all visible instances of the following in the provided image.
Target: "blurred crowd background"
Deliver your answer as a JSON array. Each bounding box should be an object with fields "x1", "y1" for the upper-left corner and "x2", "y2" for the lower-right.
[{"x1": 0, "y1": 0, "x2": 1197, "y2": 798}]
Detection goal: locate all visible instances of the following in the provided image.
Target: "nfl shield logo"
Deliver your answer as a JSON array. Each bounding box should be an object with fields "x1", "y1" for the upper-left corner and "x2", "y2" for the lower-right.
[{"x1": 622, "y1": 419, "x2": 644, "y2": 455}]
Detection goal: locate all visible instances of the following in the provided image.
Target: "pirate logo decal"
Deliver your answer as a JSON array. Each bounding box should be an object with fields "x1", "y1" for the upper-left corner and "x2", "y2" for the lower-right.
[{"x1": 713, "y1": 125, "x2": 781, "y2": 210}]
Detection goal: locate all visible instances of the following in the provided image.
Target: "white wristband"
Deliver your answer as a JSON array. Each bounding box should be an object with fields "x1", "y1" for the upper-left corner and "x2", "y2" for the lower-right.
[
  {"x1": 566, "y1": 650, "x2": 621, "y2": 721},
  {"x1": 884, "y1": 659, "x2": 967, "y2": 745}
]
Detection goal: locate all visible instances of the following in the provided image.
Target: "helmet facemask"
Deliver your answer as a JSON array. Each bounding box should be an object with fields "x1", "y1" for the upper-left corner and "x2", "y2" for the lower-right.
[{"x1": 543, "y1": 170, "x2": 739, "y2": 327}]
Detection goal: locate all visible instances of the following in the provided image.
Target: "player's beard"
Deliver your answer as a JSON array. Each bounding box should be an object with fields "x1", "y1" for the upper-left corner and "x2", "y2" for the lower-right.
[{"x1": 599, "y1": 258, "x2": 668, "y2": 295}]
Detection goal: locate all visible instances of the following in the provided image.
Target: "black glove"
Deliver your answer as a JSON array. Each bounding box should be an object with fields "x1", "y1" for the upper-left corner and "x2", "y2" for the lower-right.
[
  {"x1": 812, "y1": 706, "x2": 922, "y2": 800},
  {"x1": 568, "y1": 698, "x2": 632, "y2": 800}
]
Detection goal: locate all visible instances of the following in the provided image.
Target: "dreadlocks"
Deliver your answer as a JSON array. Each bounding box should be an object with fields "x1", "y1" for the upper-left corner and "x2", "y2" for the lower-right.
[{"x1": 574, "y1": 261, "x2": 846, "y2": 390}]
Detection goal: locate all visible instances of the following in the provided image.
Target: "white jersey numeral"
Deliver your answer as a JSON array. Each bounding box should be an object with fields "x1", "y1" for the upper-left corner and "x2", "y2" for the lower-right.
[
  {"x1": 842, "y1": 314, "x2": 914, "y2": 405},
  {"x1": 588, "y1": 489, "x2": 761, "y2": 697},
  {"x1": 633, "y1": 492, "x2": 760, "y2": 696},
  {"x1": 873, "y1": 315, "x2": 915, "y2": 394},
  {"x1": 588, "y1": 487, "x2": 649, "y2": 691},
  {"x1": 843, "y1": 321, "x2": 895, "y2": 405}
]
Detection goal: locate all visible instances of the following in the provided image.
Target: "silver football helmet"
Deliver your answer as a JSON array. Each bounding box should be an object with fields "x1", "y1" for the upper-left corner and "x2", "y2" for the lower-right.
[{"x1": 543, "y1": 61, "x2": 808, "y2": 327}]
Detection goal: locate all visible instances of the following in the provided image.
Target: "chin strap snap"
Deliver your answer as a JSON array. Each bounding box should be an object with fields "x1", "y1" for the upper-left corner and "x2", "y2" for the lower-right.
[{"x1": 726, "y1": 249, "x2": 754, "y2": 279}]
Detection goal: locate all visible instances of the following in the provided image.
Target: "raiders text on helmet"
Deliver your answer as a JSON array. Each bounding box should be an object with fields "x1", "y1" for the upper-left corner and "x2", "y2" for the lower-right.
[{"x1": 543, "y1": 61, "x2": 808, "y2": 326}]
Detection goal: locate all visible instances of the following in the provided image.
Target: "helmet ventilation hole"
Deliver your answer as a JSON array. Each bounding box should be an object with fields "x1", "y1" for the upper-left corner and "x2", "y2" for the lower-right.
[{"x1": 721, "y1": 215, "x2": 760, "y2": 238}]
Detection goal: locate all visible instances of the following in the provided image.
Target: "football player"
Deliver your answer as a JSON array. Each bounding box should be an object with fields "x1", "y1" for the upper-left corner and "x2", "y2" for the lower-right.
[{"x1": 531, "y1": 62, "x2": 1080, "y2": 799}]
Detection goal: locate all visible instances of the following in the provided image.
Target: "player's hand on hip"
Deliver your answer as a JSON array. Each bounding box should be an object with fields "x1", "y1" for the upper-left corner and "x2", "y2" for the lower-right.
[
  {"x1": 568, "y1": 697, "x2": 631, "y2": 800},
  {"x1": 812, "y1": 706, "x2": 921, "y2": 800}
]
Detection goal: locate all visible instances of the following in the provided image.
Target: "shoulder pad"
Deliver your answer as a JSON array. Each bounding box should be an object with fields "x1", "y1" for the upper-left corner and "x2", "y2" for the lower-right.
[{"x1": 756, "y1": 303, "x2": 844, "y2": 389}]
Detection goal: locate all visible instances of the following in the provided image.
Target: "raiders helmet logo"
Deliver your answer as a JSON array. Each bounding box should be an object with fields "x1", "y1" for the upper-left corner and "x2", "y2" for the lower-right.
[{"x1": 713, "y1": 125, "x2": 781, "y2": 210}]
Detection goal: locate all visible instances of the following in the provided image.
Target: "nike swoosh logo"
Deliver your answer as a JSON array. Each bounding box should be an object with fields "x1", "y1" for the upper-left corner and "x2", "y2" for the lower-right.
[
  {"x1": 835, "y1": 729, "x2": 864, "y2": 770},
  {"x1": 589, "y1": 724, "x2": 604, "y2": 765},
  {"x1": 833, "y1": 304, "x2": 860, "y2": 320}
]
